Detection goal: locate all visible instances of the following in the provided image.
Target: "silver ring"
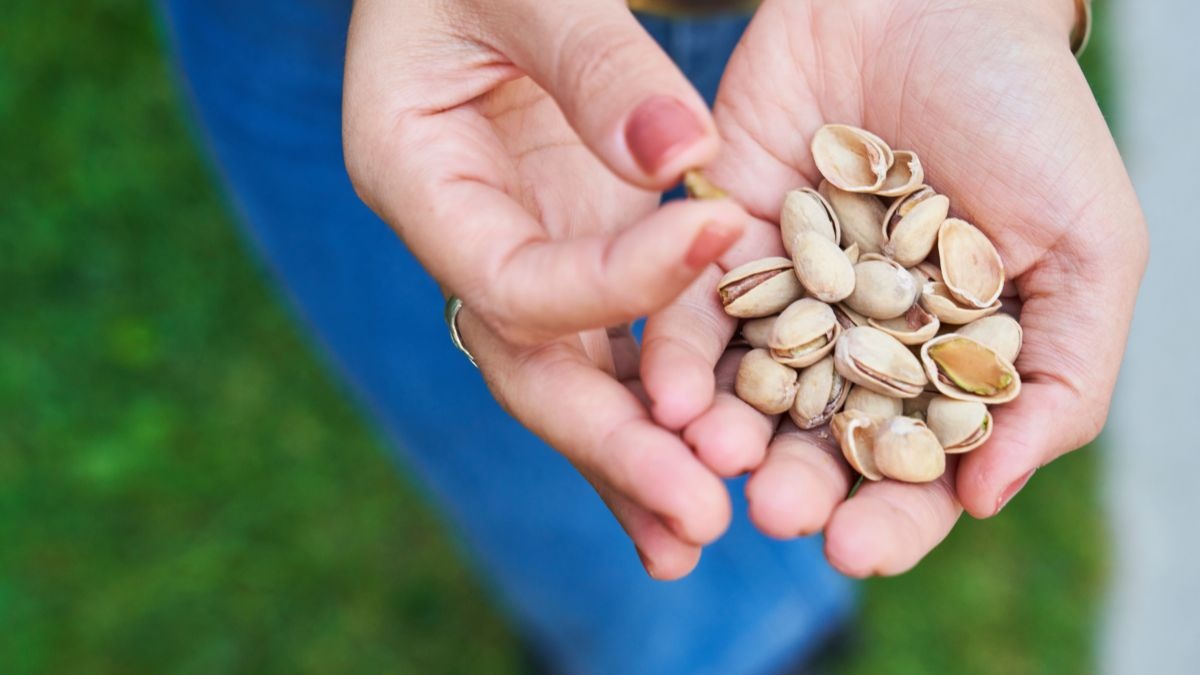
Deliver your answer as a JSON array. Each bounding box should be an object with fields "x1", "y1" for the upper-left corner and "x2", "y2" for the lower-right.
[{"x1": 444, "y1": 295, "x2": 477, "y2": 367}]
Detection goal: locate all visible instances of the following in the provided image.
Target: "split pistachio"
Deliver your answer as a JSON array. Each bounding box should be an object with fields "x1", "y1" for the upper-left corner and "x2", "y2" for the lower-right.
[
  {"x1": 834, "y1": 326, "x2": 928, "y2": 398},
  {"x1": 718, "y1": 257, "x2": 804, "y2": 318},
  {"x1": 844, "y1": 256, "x2": 919, "y2": 320},
  {"x1": 811, "y1": 124, "x2": 894, "y2": 193},
  {"x1": 790, "y1": 356, "x2": 850, "y2": 430},
  {"x1": 882, "y1": 188, "x2": 949, "y2": 267},
  {"x1": 926, "y1": 397, "x2": 993, "y2": 454},
  {"x1": 873, "y1": 417, "x2": 946, "y2": 483},
  {"x1": 781, "y1": 188, "x2": 840, "y2": 255},
  {"x1": 868, "y1": 302, "x2": 940, "y2": 345},
  {"x1": 920, "y1": 334, "x2": 1021, "y2": 404},
  {"x1": 939, "y1": 218, "x2": 1005, "y2": 309},
  {"x1": 741, "y1": 316, "x2": 777, "y2": 350},
  {"x1": 831, "y1": 410, "x2": 883, "y2": 481},
  {"x1": 819, "y1": 181, "x2": 887, "y2": 254},
  {"x1": 956, "y1": 314, "x2": 1023, "y2": 364},
  {"x1": 920, "y1": 282, "x2": 1002, "y2": 325},
  {"x1": 792, "y1": 231, "x2": 856, "y2": 303},
  {"x1": 876, "y1": 151, "x2": 925, "y2": 198},
  {"x1": 843, "y1": 386, "x2": 903, "y2": 422},
  {"x1": 768, "y1": 298, "x2": 842, "y2": 368},
  {"x1": 735, "y1": 348, "x2": 800, "y2": 415}
]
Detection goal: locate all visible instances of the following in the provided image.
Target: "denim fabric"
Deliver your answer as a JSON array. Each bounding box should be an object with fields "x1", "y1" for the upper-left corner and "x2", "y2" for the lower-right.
[{"x1": 160, "y1": 2, "x2": 854, "y2": 673}]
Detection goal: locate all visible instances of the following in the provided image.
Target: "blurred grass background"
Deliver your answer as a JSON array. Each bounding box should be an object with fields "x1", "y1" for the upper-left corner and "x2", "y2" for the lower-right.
[{"x1": 0, "y1": 1, "x2": 1111, "y2": 673}]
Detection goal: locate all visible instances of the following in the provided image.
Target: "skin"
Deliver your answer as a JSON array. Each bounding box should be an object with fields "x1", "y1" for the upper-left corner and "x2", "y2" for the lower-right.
[{"x1": 345, "y1": 0, "x2": 1148, "y2": 579}]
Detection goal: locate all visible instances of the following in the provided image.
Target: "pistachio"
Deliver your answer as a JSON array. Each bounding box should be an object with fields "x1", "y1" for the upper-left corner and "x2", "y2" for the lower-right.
[
  {"x1": 792, "y1": 231, "x2": 856, "y2": 303},
  {"x1": 844, "y1": 242, "x2": 861, "y2": 264},
  {"x1": 683, "y1": 170, "x2": 727, "y2": 200},
  {"x1": 718, "y1": 257, "x2": 804, "y2": 318},
  {"x1": 735, "y1": 348, "x2": 800, "y2": 415},
  {"x1": 873, "y1": 417, "x2": 946, "y2": 483},
  {"x1": 877, "y1": 151, "x2": 925, "y2": 198},
  {"x1": 843, "y1": 386, "x2": 903, "y2": 422},
  {"x1": 926, "y1": 396, "x2": 993, "y2": 454},
  {"x1": 920, "y1": 334, "x2": 1021, "y2": 404},
  {"x1": 831, "y1": 410, "x2": 883, "y2": 481},
  {"x1": 781, "y1": 188, "x2": 840, "y2": 255},
  {"x1": 833, "y1": 303, "x2": 870, "y2": 330},
  {"x1": 834, "y1": 326, "x2": 928, "y2": 398},
  {"x1": 741, "y1": 316, "x2": 777, "y2": 350},
  {"x1": 919, "y1": 282, "x2": 1002, "y2": 325},
  {"x1": 819, "y1": 181, "x2": 887, "y2": 254},
  {"x1": 844, "y1": 256, "x2": 920, "y2": 320},
  {"x1": 768, "y1": 298, "x2": 841, "y2": 368},
  {"x1": 882, "y1": 189, "x2": 949, "y2": 267},
  {"x1": 939, "y1": 218, "x2": 1005, "y2": 309},
  {"x1": 957, "y1": 314, "x2": 1023, "y2": 364},
  {"x1": 868, "y1": 302, "x2": 940, "y2": 345},
  {"x1": 790, "y1": 356, "x2": 850, "y2": 430},
  {"x1": 811, "y1": 124, "x2": 894, "y2": 193}
]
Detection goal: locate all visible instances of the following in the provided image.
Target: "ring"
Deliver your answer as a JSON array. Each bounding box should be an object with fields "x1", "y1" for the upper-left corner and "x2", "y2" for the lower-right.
[{"x1": 444, "y1": 295, "x2": 478, "y2": 367}]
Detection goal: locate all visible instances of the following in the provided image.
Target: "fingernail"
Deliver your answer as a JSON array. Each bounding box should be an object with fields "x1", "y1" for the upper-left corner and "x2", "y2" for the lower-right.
[
  {"x1": 684, "y1": 221, "x2": 741, "y2": 270},
  {"x1": 625, "y1": 95, "x2": 707, "y2": 174},
  {"x1": 635, "y1": 546, "x2": 657, "y2": 579},
  {"x1": 996, "y1": 469, "x2": 1036, "y2": 514}
]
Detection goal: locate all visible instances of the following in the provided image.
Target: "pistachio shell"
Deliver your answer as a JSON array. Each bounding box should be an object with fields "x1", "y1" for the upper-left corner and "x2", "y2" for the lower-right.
[
  {"x1": 735, "y1": 348, "x2": 799, "y2": 415},
  {"x1": 768, "y1": 298, "x2": 841, "y2": 368},
  {"x1": 868, "y1": 303, "x2": 940, "y2": 345},
  {"x1": 876, "y1": 151, "x2": 925, "y2": 198},
  {"x1": 919, "y1": 282, "x2": 1002, "y2": 325},
  {"x1": 819, "y1": 181, "x2": 887, "y2": 254},
  {"x1": 883, "y1": 191, "x2": 949, "y2": 267},
  {"x1": 683, "y1": 170, "x2": 728, "y2": 200},
  {"x1": 920, "y1": 334, "x2": 1021, "y2": 404},
  {"x1": 844, "y1": 242, "x2": 861, "y2": 264},
  {"x1": 831, "y1": 410, "x2": 883, "y2": 481},
  {"x1": 811, "y1": 124, "x2": 894, "y2": 193},
  {"x1": 718, "y1": 257, "x2": 804, "y2": 318},
  {"x1": 844, "y1": 257, "x2": 919, "y2": 320},
  {"x1": 781, "y1": 188, "x2": 840, "y2": 255},
  {"x1": 833, "y1": 303, "x2": 870, "y2": 330},
  {"x1": 926, "y1": 397, "x2": 993, "y2": 454},
  {"x1": 957, "y1": 314, "x2": 1023, "y2": 364},
  {"x1": 741, "y1": 316, "x2": 777, "y2": 349},
  {"x1": 833, "y1": 326, "x2": 928, "y2": 398},
  {"x1": 912, "y1": 261, "x2": 944, "y2": 285},
  {"x1": 790, "y1": 356, "x2": 850, "y2": 430},
  {"x1": 843, "y1": 386, "x2": 903, "y2": 422},
  {"x1": 791, "y1": 231, "x2": 856, "y2": 303},
  {"x1": 873, "y1": 417, "x2": 946, "y2": 483},
  {"x1": 939, "y1": 218, "x2": 1005, "y2": 309}
]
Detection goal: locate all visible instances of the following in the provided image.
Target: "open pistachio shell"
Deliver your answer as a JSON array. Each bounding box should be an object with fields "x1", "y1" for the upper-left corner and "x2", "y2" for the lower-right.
[
  {"x1": 792, "y1": 231, "x2": 856, "y2": 303},
  {"x1": 927, "y1": 397, "x2": 993, "y2": 454},
  {"x1": 912, "y1": 261, "x2": 944, "y2": 285},
  {"x1": 876, "y1": 150, "x2": 925, "y2": 198},
  {"x1": 834, "y1": 326, "x2": 928, "y2": 398},
  {"x1": 957, "y1": 314, "x2": 1023, "y2": 364},
  {"x1": 919, "y1": 282, "x2": 1002, "y2": 325},
  {"x1": 741, "y1": 316, "x2": 777, "y2": 350},
  {"x1": 868, "y1": 302, "x2": 941, "y2": 345},
  {"x1": 735, "y1": 348, "x2": 800, "y2": 415},
  {"x1": 790, "y1": 356, "x2": 850, "y2": 430},
  {"x1": 883, "y1": 189, "x2": 949, "y2": 267},
  {"x1": 768, "y1": 298, "x2": 841, "y2": 368},
  {"x1": 718, "y1": 257, "x2": 804, "y2": 318},
  {"x1": 844, "y1": 257, "x2": 920, "y2": 320},
  {"x1": 843, "y1": 386, "x2": 903, "y2": 422},
  {"x1": 873, "y1": 417, "x2": 946, "y2": 483},
  {"x1": 831, "y1": 410, "x2": 883, "y2": 481},
  {"x1": 939, "y1": 218, "x2": 1005, "y2": 309},
  {"x1": 920, "y1": 334, "x2": 1021, "y2": 404},
  {"x1": 781, "y1": 188, "x2": 840, "y2": 255},
  {"x1": 819, "y1": 181, "x2": 887, "y2": 254},
  {"x1": 811, "y1": 124, "x2": 894, "y2": 193}
]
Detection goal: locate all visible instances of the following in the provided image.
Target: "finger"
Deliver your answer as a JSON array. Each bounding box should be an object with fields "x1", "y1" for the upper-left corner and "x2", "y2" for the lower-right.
[
  {"x1": 744, "y1": 422, "x2": 854, "y2": 539},
  {"x1": 597, "y1": 484, "x2": 702, "y2": 581},
  {"x1": 479, "y1": 0, "x2": 719, "y2": 186},
  {"x1": 824, "y1": 459, "x2": 963, "y2": 578},
  {"x1": 681, "y1": 348, "x2": 777, "y2": 477},
  {"x1": 458, "y1": 308, "x2": 732, "y2": 545}
]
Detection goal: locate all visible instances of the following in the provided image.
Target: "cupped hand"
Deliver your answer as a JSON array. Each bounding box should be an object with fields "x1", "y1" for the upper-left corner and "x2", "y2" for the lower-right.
[
  {"x1": 641, "y1": 0, "x2": 1148, "y2": 576},
  {"x1": 342, "y1": 0, "x2": 752, "y2": 578}
]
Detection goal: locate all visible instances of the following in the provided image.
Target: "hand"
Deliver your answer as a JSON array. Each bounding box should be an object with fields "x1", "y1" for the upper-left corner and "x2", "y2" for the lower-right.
[
  {"x1": 640, "y1": 0, "x2": 1147, "y2": 576},
  {"x1": 342, "y1": 0, "x2": 750, "y2": 578}
]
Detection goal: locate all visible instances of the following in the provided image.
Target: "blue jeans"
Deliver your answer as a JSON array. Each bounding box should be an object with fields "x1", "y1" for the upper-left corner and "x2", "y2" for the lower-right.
[{"x1": 160, "y1": 2, "x2": 854, "y2": 673}]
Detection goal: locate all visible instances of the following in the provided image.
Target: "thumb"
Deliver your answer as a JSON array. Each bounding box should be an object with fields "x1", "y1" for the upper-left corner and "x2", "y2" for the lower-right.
[{"x1": 481, "y1": 0, "x2": 719, "y2": 187}]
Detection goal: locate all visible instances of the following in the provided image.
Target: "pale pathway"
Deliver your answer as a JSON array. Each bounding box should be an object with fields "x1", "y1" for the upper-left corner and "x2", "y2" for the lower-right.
[{"x1": 1104, "y1": 1, "x2": 1200, "y2": 673}]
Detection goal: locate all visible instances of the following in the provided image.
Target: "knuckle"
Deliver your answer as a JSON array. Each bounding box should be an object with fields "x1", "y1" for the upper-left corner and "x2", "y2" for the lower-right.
[{"x1": 555, "y1": 16, "x2": 647, "y2": 105}]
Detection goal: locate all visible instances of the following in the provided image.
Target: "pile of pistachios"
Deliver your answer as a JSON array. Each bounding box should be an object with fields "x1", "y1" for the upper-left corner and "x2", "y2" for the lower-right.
[{"x1": 718, "y1": 124, "x2": 1022, "y2": 484}]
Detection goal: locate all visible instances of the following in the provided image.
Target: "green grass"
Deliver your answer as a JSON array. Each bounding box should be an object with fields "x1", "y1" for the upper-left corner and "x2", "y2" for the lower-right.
[{"x1": 0, "y1": 1, "x2": 1110, "y2": 673}]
